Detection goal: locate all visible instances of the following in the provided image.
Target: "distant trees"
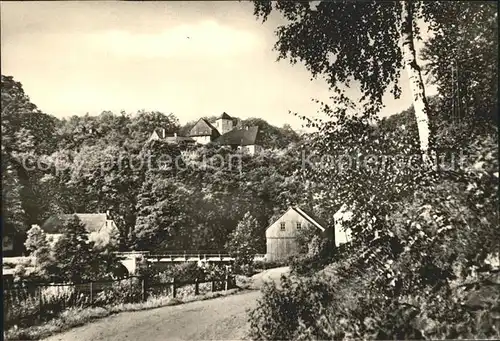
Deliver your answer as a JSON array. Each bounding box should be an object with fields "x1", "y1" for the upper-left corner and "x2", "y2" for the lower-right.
[{"x1": 2, "y1": 74, "x2": 306, "y2": 256}]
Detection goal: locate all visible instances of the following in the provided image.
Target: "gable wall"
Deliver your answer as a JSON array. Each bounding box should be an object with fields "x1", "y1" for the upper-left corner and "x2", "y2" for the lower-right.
[{"x1": 266, "y1": 208, "x2": 317, "y2": 262}]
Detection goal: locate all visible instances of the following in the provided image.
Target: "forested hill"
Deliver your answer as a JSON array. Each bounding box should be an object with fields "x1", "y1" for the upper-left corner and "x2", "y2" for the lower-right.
[{"x1": 1, "y1": 74, "x2": 307, "y2": 254}]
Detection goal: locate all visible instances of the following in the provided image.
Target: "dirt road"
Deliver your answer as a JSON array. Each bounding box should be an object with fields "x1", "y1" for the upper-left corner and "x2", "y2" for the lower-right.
[{"x1": 44, "y1": 267, "x2": 289, "y2": 341}]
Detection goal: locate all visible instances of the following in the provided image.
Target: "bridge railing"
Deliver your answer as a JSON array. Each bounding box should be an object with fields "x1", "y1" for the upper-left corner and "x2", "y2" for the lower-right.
[{"x1": 115, "y1": 251, "x2": 267, "y2": 262}]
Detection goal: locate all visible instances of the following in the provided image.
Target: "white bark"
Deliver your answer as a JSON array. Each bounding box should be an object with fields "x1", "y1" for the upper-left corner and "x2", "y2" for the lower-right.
[{"x1": 401, "y1": 0, "x2": 433, "y2": 165}]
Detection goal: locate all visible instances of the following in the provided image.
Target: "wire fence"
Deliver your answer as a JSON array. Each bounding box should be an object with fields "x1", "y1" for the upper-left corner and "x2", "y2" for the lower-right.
[{"x1": 3, "y1": 273, "x2": 236, "y2": 330}]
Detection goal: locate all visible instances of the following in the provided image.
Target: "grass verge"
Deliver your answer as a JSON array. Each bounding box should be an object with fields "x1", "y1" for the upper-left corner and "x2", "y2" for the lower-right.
[{"x1": 5, "y1": 288, "x2": 242, "y2": 341}]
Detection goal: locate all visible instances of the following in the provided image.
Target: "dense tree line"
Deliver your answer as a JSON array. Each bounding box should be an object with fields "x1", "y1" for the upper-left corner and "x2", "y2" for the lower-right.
[{"x1": 1, "y1": 75, "x2": 308, "y2": 255}]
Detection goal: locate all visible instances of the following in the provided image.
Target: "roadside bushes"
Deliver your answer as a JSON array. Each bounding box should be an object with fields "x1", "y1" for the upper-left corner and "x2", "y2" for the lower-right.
[
  {"x1": 249, "y1": 263, "x2": 500, "y2": 340},
  {"x1": 148, "y1": 262, "x2": 230, "y2": 286},
  {"x1": 289, "y1": 234, "x2": 335, "y2": 276},
  {"x1": 248, "y1": 109, "x2": 499, "y2": 339},
  {"x1": 95, "y1": 278, "x2": 143, "y2": 305},
  {"x1": 248, "y1": 274, "x2": 336, "y2": 340}
]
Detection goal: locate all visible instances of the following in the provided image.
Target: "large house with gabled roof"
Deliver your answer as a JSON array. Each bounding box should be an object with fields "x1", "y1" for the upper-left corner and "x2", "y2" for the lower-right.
[
  {"x1": 189, "y1": 118, "x2": 221, "y2": 144},
  {"x1": 148, "y1": 112, "x2": 262, "y2": 155},
  {"x1": 41, "y1": 211, "x2": 119, "y2": 249}
]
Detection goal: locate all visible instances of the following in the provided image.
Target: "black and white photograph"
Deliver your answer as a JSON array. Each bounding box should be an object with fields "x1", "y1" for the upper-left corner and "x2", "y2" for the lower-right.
[{"x1": 1, "y1": 1, "x2": 499, "y2": 340}]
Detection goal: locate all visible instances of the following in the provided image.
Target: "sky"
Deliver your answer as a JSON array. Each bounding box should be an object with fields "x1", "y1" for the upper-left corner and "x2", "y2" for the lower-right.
[{"x1": 1, "y1": 1, "x2": 436, "y2": 130}]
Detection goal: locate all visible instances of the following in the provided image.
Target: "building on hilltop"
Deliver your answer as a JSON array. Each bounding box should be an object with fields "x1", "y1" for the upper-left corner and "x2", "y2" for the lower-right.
[
  {"x1": 148, "y1": 128, "x2": 196, "y2": 145},
  {"x1": 188, "y1": 118, "x2": 221, "y2": 145},
  {"x1": 147, "y1": 112, "x2": 262, "y2": 154},
  {"x1": 214, "y1": 125, "x2": 262, "y2": 155},
  {"x1": 214, "y1": 112, "x2": 234, "y2": 135}
]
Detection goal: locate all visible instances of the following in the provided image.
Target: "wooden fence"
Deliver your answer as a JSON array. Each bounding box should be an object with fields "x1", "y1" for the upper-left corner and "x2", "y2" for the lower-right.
[{"x1": 3, "y1": 273, "x2": 236, "y2": 329}]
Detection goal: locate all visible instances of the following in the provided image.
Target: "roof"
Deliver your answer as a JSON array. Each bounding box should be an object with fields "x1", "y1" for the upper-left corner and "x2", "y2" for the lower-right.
[
  {"x1": 218, "y1": 112, "x2": 232, "y2": 120},
  {"x1": 189, "y1": 119, "x2": 220, "y2": 137},
  {"x1": 293, "y1": 207, "x2": 327, "y2": 231},
  {"x1": 265, "y1": 206, "x2": 327, "y2": 232},
  {"x1": 152, "y1": 128, "x2": 166, "y2": 139},
  {"x1": 214, "y1": 126, "x2": 259, "y2": 146},
  {"x1": 41, "y1": 214, "x2": 109, "y2": 234}
]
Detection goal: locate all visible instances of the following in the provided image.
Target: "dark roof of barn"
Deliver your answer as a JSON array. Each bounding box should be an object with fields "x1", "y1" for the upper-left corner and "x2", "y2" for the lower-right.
[
  {"x1": 41, "y1": 214, "x2": 108, "y2": 234},
  {"x1": 218, "y1": 112, "x2": 232, "y2": 120},
  {"x1": 214, "y1": 126, "x2": 259, "y2": 146},
  {"x1": 189, "y1": 119, "x2": 220, "y2": 137}
]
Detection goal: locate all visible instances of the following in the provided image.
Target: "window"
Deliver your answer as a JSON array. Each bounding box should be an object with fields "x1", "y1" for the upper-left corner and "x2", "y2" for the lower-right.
[
  {"x1": 296, "y1": 222, "x2": 301, "y2": 230},
  {"x1": 280, "y1": 222, "x2": 286, "y2": 230}
]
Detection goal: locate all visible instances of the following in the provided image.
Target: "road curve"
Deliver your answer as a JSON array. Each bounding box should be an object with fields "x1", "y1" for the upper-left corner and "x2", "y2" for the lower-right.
[{"x1": 43, "y1": 267, "x2": 289, "y2": 341}]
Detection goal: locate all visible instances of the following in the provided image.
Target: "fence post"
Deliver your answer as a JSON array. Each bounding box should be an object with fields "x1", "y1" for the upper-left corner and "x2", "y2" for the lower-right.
[
  {"x1": 224, "y1": 271, "x2": 228, "y2": 291},
  {"x1": 194, "y1": 277, "x2": 199, "y2": 295},
  {"x1": 211, "y1": 279, "x2": 215, "y2": 292},
  {"x1": 90, "y1": 282, "x2": 93, "y2": 306},
  {"x1": 38, "y1": 285, "x2": 43, "y2": 321},
  {"x1": 141, "y1": 277, "x2": 147, "y2": 302},
  {"x1": 172, "y1": 278, "x2": 177, "y2": 298}
]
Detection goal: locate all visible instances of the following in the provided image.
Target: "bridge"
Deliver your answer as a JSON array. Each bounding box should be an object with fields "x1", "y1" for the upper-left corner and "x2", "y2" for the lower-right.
[
  {"x1": 2, "y1": 252, "x2": 267, "y2": 277},
  {"x1": 116, "y1": 251, "x2": 267, "y2": 274}
]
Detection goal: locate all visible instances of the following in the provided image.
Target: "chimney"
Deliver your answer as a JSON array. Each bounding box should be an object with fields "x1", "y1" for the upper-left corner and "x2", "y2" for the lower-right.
[{"x1": 162, "y1": 128, "x2": 166, "y2": 139}]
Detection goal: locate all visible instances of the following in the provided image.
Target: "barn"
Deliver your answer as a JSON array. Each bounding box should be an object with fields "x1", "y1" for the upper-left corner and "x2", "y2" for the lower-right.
[{"x1": 265, "y1": 206, "x2": 334, "y2": 262}]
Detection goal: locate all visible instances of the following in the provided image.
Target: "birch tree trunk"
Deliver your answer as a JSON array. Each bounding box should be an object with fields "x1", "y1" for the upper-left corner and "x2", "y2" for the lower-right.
[{"x1": 401, "y1": 0, "x2": 433, "y2": 165}]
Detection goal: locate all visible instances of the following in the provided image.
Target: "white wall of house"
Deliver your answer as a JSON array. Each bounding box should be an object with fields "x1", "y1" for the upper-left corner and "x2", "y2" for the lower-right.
[
  {"x1": 333, "y1": 204, "x2": 353, "y2": 247},
  {"x1": 192, "y1": 135, "x2": 212, "y2": 145},
  {"x1": 90, "y1": 220, "x2": 119, "y2": 249},
  {"x1": 148, "y1": 131, "x2": 160, "y2": 142},
  {"x1": 266, "y1": 208, "x2": 317, "y2": 261},
  {"x1": 237, "y1": 144, "x2": 262, "y2": 155}
]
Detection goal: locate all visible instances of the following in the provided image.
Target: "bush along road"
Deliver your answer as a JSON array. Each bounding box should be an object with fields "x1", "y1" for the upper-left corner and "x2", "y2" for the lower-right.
[{"x1": 42, "y1": 267, "x2": 290, "y2": 341}]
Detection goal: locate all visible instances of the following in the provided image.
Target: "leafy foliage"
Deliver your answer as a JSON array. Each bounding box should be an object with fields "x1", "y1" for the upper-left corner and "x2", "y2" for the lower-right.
[
  {"x1": 247, "y1": 1, "x2": 498, "y2": 338},
  {"x1": 421, "y1": 1, "x2": 498, "y2": 125},
  {"x1": 225, "y1": 212, "x2": 261, "y2": 274},
  {"x1": 253, "y1": 1, "x2": 408, "y2": 115}
]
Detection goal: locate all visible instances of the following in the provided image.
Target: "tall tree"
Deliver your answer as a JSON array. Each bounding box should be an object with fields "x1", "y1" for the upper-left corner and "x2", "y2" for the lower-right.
[
  {"x1": 421, "y1": 1, "x2": 498, "y2": 125},
  {"x1": 252, "y1": 1, "x2": 437, "y2": 163},
  {"x1": 225, "y1": 212, "x2": 261, "y2": 272},
  {"x1": 52, "y1": 215, "x2": 94, "y2": 283},
  {"x1": 2, "y1": 158, "x2": 28, "y2": 254}
]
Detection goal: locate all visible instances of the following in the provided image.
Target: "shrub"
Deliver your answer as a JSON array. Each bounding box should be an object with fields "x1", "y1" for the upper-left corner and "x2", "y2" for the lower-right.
[
  {"x1": 289, "y1": 235, "x2": 335, "y2": 276},
  {"x1": 152, "y1": 262, "x2": 206, "y2": 285},
  {"x1": 253, "y1": 259, "x2": 289, "y2": 271},
  {"x1": 248, "y1": 274, "x2": 335, "y2": 340},
  {"x1": 225, "y1": 213, "x2": 260, "y2": 273},
  {"x1": 95, "y1": 278, "x2": 143, "y2": 305}
]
